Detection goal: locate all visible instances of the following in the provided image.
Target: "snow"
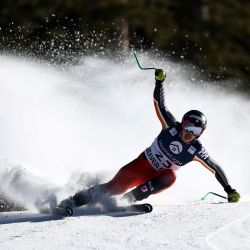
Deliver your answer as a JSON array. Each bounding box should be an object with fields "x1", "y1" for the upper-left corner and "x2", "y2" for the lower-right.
[
  {"x1": 1, "y1": 201, "x2": 250, "y2": 249},
  {"x1": 206, "y1": 213, "x2": 250, "y2": 249},
  {"x1": 0, "y1": 55, "x2": 250, "y2": 249}
]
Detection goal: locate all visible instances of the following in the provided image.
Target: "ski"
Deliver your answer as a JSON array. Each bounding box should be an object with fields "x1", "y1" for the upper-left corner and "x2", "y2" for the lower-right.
[
  {"x1": 39, "y1": 206, "x2": 73, "y2": 216},
  {"x1": 51, "y1": 207, "x2": 73, "y2": 216},
  {"x1": 39, "y1": 203, "x2": 153, "y2": 217},
  {"x1": 107, "y1": 203, "x2": 153, "y2": 214}
]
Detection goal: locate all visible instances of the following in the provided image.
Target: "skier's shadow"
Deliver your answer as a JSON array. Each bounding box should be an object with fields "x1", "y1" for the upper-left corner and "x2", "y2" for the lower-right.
[{"x1": 0, "y1": 208, "x2": 143, "y2": 225}]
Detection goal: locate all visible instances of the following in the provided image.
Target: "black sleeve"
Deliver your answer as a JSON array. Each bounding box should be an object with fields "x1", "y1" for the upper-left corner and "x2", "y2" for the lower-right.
[
  {"x1": 193, "y1": 146, "x2": 230, "y2": 188},
  {"x1": 153, "y1": 80, "x2": 177, "y2": 129}
]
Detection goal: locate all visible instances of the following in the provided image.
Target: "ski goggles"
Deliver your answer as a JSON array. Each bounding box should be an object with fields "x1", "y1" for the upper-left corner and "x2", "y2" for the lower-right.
[{"x1": 183, "y1": 124, "x2": 203, "y2": 136}]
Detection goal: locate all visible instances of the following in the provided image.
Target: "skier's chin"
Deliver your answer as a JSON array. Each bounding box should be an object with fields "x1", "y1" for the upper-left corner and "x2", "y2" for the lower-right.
[{"x1": 181, "y1": 132, "x2": 195, "y2": 144}]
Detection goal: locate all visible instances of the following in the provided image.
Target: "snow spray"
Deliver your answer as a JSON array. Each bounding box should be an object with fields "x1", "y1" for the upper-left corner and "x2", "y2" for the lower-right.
[{"x1": 0, "y1": 53, "x2": 249, "y2": 208}]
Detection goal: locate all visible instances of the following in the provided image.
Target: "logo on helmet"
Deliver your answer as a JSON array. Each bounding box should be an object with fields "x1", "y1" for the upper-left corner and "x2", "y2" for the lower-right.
[{"x1": 189, "y1": 114, "x2": 206, "y2": 125}]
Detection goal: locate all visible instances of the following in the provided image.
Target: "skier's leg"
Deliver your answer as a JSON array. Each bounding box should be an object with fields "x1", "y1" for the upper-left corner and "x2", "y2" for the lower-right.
[
  {"x1": 59, "y1": 153, "x2": 154, "y2": 208},
  {"x1": 102, "y1": 153, "x2": 157, "y2": 195},
  {"x1": 122, "y1": 169, "x2": 176, "y2": 202}
]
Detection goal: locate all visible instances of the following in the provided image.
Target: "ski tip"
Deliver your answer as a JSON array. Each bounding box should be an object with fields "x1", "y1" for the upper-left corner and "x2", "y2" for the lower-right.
[
  {"x1": 143, "y1": 203, "x2": 153, "y2": 213},
  {"x1": 130, "y1": 203, "x2": 153, "y2": 213},
  {"x1": 48, "y1": 207, "x2": 74, "y2": 216},
  {"x1": 65, "y1": 207, "x2": 73, "y2": 216}
]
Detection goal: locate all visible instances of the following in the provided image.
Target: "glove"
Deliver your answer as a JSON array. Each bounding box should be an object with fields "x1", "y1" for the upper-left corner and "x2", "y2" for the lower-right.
[
  {"x1": 155, "y1": 69, "x2": 166, "y2": 83},
  {"x1": 228, "y1": 190, "x2": 240, "y2": 203},
  {"x1": 224, "y1": 185, "x2": 240, "y2": 203}
]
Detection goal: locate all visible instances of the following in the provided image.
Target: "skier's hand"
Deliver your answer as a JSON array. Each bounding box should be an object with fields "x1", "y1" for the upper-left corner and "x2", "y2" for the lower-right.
[
  {"x1": 228, "y1": 189, "x2": 240, "y2": 202},
  {"x1": 155, "y1": 69, "x2": 166, "y2": 83},
  {"x1": 225, "y1": 185, "x2": 240, "y2": 202}
]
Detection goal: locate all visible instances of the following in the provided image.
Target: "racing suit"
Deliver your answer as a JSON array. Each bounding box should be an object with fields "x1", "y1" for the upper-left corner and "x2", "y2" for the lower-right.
[
  {"x1": 101, "y1": 80, "x2": 230, "y2": 202},
  {"x1": 71, "y1": 80, "x2": 231, "y2": 206}
]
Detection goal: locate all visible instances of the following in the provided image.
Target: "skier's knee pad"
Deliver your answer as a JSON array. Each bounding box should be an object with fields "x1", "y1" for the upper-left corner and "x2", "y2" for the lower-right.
[{"x1": 151, "y1": 171, "x2": 176, "y2": 193}]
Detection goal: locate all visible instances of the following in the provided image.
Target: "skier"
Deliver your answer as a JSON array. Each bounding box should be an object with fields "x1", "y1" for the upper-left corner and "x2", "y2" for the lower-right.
[{"x1": 59, "y1": 69, "x2": 240, "y2": 210}]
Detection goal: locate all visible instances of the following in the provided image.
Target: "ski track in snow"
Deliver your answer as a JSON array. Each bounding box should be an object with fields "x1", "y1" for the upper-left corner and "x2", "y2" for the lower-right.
[{"x1": 1, "y1": 201, "x2": 250, "y2": 250}]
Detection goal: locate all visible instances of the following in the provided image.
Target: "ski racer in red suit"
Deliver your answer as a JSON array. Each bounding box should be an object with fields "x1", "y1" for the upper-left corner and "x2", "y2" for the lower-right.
[{"x1": 59, "y1": 69, "x2": 240, "y2": 209}]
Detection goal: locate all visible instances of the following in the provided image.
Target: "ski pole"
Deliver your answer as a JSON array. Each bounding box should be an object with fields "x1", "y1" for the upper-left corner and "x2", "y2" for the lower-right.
[
  {"x1": 132, "y1": 48, "x2": 156, "y2": 70},
  {"x1": 201, "y1": 192, "x2": 227, "y2": 200}
]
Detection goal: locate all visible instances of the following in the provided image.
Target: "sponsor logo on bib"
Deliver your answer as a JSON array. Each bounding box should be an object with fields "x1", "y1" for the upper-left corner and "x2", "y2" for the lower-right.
[
  {"x1": 169, "y1": 127, "x2": 178, "y2": 136},
  {"x1": 198, "y1": 148, "x2": 209, "y2": 160},
  {"x1": 169, "y1": 141, "x2": 183, "y2": 154},
  {"x1": 188, "y1": 146, "x2": 196, "y2": 155}
]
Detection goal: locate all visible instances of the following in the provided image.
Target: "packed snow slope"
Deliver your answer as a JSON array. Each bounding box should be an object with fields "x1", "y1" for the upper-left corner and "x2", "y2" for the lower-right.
[
  {"x1": 1, "y1": 201, "x2": 250, "y2": 249},
  {"x1": 0, "y1": 54, "x2": 250, "y2": 249}
]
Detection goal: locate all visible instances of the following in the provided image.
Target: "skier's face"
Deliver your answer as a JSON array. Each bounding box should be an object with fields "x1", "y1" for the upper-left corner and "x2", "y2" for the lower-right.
[
  {"x1": 181, "y1": 121, "x2": 203, "y2": 143},
  {"x1": 181, "y1": 129, "x2": 197, "y2": 143}
]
